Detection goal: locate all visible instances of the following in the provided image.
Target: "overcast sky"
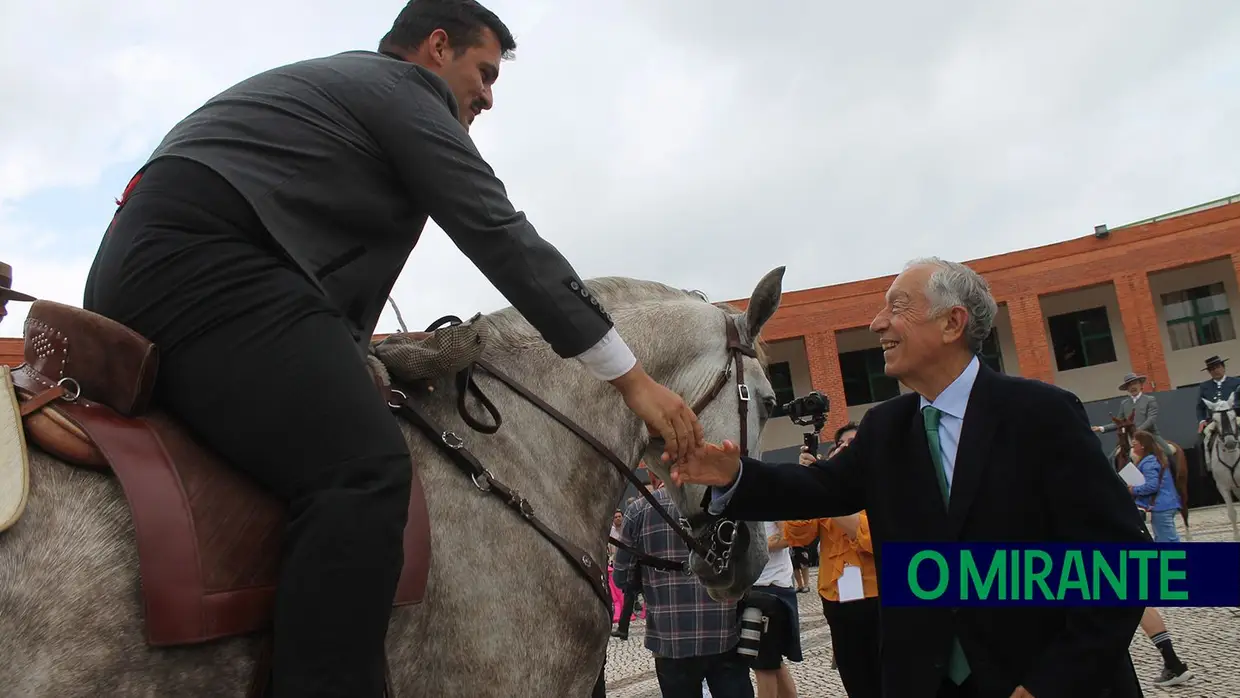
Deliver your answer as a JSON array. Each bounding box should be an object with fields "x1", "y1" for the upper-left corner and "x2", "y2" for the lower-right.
[{"x1": 3, "y1": 0, "x2": 1239, "y2": 338}]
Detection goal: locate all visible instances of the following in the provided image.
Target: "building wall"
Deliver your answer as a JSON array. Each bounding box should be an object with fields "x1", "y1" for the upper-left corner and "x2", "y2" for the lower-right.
[
  {"x1": 1038, "y1": 283, "x2": 1133, "y2": 403},
  {"x1": 1148, "y1": 257, "x2": 1240, "y2": 388},
  {"x1": 757, "y1": 337, "x2": 816, "y2": 453},
  {"x1": 725, "y1": 197, "x2": 1240, "y2": 450}
]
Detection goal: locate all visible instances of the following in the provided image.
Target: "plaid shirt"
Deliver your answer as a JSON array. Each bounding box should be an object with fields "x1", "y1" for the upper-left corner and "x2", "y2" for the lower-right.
[{"x1": 612, "y1": 487, "x2": 740, "y2": 659}]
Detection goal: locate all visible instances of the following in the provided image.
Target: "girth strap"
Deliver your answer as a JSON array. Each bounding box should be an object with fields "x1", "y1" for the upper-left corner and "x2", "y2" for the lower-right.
[{"x1": 392, "y1": 390, "x2": 612, "y2": 608}]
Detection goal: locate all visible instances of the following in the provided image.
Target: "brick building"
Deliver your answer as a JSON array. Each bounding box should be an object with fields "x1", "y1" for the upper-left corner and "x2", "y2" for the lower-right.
[
  {"x1": 731, "y1": 193, "x2": 1240, "y2": 453},
  {"x1": 4, "y1": 193, "x2": 1239, "y2": 455}
]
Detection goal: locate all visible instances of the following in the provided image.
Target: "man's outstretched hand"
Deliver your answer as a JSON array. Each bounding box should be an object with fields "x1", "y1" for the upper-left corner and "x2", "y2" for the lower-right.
[
  {"x1": 611, "y1": 365, "x2": 703, "y2": 463},
  {"x1": 664, "y1": 439, "x2": 743, "y2": 487}
]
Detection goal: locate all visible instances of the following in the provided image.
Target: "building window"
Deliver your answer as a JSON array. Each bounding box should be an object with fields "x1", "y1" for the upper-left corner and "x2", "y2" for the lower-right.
[
  {"x1": 838, "y1": 348, "x2": 900, "y2": 406},
  {"x1": 767, "y1": 361, "x2": 796, "y2": 406},
  {"x1": 1162, "y1": 282, "x2": 1236, "y2": 351},
  {"x1": 1047, "y1": 306, "x2": 1117, "y2": 371},
  {"x1": 979, "y1": 328, "x2": 1003, "y2": 373}
]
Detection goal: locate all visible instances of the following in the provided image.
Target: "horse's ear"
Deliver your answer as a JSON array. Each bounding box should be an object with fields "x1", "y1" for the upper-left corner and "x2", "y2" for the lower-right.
[{"x1": 744, "y1": 266, "x2": 785, "y2": 342}]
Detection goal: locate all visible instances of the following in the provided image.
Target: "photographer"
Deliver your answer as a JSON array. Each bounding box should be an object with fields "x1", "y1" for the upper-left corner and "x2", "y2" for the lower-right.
[{"x1": 785, "y1": 423, "x2": 881, "y2": 698}]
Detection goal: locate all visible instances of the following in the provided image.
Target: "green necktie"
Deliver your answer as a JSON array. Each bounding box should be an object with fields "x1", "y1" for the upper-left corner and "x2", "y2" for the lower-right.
[{"x1": 922, "y1": 406, "x2": 972, "y2": 685}]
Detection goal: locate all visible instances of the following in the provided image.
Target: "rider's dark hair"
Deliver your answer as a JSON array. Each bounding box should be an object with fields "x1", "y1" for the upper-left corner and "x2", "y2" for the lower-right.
[
  {"x1": 380, "y1": 0, "x2": 517, "y2": 59},
  {"x1": 833, "y1": 422, "x2": 859, "y2": 445}
]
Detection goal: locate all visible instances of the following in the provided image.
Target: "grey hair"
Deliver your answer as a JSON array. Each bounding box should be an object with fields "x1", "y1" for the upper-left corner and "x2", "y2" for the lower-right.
[{"x1": 904, "y1": 257, "x2": 997, "y2": 354}]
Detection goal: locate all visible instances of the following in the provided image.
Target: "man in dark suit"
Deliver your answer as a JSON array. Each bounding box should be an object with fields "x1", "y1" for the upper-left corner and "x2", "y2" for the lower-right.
[
  {"x1": 670, "y1": 257, "x2": 1149, "y2": 698},
  {"x1": 1197, "y1": 356, "x2": 1240, "y2": 433},
  {"x1": 79, "y1": 2, "x2": 702, "y2": 695}
]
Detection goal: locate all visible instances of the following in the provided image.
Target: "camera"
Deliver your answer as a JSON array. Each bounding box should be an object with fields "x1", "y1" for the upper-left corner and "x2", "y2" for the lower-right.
[
  {"x1": 736, "y1": 605, "x2": 766, "y2": 658},
  {"x1": 776, "y1": 391, "x2": 830, "y2": 455}
]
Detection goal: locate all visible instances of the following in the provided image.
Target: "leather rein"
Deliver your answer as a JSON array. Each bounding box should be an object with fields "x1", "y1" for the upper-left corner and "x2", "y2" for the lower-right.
[{"x1": 385, "y1": 316, "x2": 756, "y2": 608}]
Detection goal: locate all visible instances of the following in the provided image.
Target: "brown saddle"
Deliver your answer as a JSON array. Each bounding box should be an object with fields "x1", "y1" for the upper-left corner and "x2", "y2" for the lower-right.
[{"x1": 11, "y1": 300, "x2": 431, "y2": 648}]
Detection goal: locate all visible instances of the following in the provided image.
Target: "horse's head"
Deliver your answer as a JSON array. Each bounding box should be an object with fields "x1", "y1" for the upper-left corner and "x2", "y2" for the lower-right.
[
  {"x1": 1203, "y1": 391, "x2": 1239, "y2": 452},
  {"x1": 615, "y1": 267, "x2": 785, "y2": 602}
]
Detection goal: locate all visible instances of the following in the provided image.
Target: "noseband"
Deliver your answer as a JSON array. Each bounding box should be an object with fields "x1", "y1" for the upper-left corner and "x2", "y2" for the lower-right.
[{"x1": 388, "y1": 315, "x2": 756, "y2": 608}]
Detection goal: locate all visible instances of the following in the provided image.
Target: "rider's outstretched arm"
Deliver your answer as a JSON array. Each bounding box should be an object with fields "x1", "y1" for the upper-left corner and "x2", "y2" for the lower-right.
[{"x1": 367, "y1": 65, "x2": 631, "y2": 380}]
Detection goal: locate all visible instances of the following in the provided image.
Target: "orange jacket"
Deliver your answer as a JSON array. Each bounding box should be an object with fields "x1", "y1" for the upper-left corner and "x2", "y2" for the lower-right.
[{"x1": 784, "y1": 512, "x2": 879, "y2": 602}]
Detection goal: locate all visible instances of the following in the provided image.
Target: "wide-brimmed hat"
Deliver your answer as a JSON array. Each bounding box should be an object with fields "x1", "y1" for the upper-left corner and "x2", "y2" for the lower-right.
[
  {"x1": 1203, "y1": 355, "x2": 1229, "y2": 371},
  {"x1": 1117, "y1": 372, "x2": 1146, "y2": 390},
  {"x1": 0, "y1": 262, "x2": 35, "y2": 303}
]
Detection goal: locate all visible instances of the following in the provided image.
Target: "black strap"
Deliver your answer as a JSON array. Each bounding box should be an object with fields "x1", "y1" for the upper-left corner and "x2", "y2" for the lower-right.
[
  {"x1": 608, "y1": 536, "x2": 690, "y2": 573},
  {"x1": 475, "y1": 358, "x2": 714, "y2": 561},
  {"x1": 393, "y1": 391, "x2": 612, "y2": 608}
]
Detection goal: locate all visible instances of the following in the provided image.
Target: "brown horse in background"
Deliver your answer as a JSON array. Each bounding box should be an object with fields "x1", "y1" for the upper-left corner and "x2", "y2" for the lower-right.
[{"x1": 1109, "y1": 413, "x2": 1192, "y2": 540}]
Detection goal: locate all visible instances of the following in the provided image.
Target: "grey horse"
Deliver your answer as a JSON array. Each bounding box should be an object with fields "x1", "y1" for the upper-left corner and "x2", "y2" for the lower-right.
[
  {"x1": 0, "y1": 268, "x2": 785, "y2": 697},
  {"x1": 1202, "y1": 391, "x2": 1240, "y2": 542}
]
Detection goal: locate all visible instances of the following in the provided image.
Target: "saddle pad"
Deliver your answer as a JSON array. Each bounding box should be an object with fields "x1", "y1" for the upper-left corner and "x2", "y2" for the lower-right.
[{"x1": 0, "y1": 366, "x2": 30, "y2": 532}]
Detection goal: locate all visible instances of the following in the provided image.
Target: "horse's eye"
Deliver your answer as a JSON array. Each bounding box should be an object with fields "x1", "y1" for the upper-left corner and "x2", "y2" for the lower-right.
[{"x1": 761, "y1": 396, "x2": 777, "y2": 417}]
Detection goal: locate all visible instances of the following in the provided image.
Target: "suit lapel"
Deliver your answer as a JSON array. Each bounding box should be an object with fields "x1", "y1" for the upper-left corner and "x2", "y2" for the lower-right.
[{"x1": 947, "y1": 365, "x2": 998, "y2": 537}]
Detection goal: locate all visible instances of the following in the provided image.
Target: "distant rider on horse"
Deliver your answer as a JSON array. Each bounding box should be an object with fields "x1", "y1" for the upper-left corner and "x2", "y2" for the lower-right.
[
  {"x1": 1197, "y1": 355, "x2": 1240, "y2": 435},
  {"x1": 81, "y1": 1, "x2": 703, "y2": 696},
  {"x1": 1092, "y1": 372, "x2": 1172, "y2": 461}
]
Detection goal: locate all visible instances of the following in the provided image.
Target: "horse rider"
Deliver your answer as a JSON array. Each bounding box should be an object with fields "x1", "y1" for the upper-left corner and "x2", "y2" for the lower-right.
[
  {"x1": 81, "y1": 2, "x2": 703, "y2": 696},
  {"x1": 1091, "y1": 372, "x2": 1173, "y2": 460},
  {"x1": 0, "y1": 261, "x2": 36, "y2": 328},
  {"x1": 1197, "y1": 356, "x2": 1240, "y2": 434}
]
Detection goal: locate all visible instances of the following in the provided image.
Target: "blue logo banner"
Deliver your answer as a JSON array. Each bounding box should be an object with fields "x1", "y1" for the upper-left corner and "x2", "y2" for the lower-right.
[{"x1": 880, "y1": 542, "x2": 1240, "y2": 607}]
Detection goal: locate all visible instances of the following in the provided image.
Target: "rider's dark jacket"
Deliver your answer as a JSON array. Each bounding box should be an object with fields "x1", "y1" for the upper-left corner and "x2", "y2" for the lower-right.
[
  {"x1": 1199, "y1": 376, "x2": 1240, "y2": 423},
  {"x1": 140, "y1": 51, "x2": 613, "y2": 355}
]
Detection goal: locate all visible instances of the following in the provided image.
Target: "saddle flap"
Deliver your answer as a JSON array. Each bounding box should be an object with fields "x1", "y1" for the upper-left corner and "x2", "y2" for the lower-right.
[{"x1": 24, "y1": 300, "x2": 159, "y2": 417}]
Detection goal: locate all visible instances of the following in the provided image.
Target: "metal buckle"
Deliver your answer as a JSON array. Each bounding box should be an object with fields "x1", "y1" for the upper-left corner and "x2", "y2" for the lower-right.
[
  {"x1": 714, "y1": 519, "x2": 737, "y2": 546},
  {"x1": 442, "y1": 431, "x2": 464, "y2": 449},
  {"x1": 471, "y1": 470, "x2": 492, "y2": 492},
  {"x1": 56, "y1": 377, "x2": 81, "y2": 402},
  {"x1": 737, "y1": 384, "x2": 750, "y2": 402},
  {"x1": 386, "y1": 388, "x2": 408, "y2": 409}
]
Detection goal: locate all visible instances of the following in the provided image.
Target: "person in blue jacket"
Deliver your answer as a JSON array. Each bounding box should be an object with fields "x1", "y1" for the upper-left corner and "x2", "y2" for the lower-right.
[
  {"x1": 1128, "y1": 429, "x2": 1196, "y2": 687},
  {"x1": 1129, "y1": 430, "x2": 1181, "y2": 540}
]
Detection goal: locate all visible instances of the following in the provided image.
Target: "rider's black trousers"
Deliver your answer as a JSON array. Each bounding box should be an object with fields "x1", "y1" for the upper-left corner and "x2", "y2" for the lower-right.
[{"x1": 84, "y1": 158, "x2": 411, "y2": 698}]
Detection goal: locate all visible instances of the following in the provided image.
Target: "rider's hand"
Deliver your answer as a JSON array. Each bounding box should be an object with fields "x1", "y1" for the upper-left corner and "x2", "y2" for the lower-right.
[
  {"x1": 665, "y1": 439, "x2": 742, "y2": 487},
  {"x1": 611, "y1": 364, "x2": 703, "y2": 463},
  {"x1": 798, "y1": 445, "x2": 818, "y2": 466},
  {"x1": 1199, "y1": 420, "x2": 1208, "y2": 434},
  {"x1": 1091, "y1": 425, "x2": 1104, "y2": 433}
]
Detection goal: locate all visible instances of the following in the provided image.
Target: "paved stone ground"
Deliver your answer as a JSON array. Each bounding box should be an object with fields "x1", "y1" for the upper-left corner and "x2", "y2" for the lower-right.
[{"x1": 605, "y1": 504, "x2": 1240, "y2": 697}]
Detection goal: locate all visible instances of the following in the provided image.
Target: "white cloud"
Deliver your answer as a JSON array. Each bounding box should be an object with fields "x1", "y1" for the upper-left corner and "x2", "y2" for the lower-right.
[{"x1": 4, "y1": 0, "x2": 1240, "y2": 340}]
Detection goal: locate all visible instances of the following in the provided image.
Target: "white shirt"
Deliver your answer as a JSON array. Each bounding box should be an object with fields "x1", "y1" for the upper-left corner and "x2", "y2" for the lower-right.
[
  {"x1": 755, "y1": 521, "x2": 796, "y2": 588},
  {"x1": 917, "y1": 355, "x2": 982, "y2": 492},
  {"x1": 574, "y1": 328, "x2": 636, "y2": 381}
]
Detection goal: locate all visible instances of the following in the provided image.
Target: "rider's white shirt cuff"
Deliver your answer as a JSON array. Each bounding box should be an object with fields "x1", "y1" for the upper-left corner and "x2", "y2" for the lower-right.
[{"x1": 575, "y1": 328, "x2": 637, "y2": 382}]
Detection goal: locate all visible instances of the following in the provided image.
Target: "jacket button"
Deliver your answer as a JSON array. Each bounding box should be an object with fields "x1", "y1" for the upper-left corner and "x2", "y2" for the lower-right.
[
  {"x1": 569, "y1": 281, "x2": 580, "y2": 291},
  {"x1": 580, "y1": 289, "x2": 589, "y2": 298}
]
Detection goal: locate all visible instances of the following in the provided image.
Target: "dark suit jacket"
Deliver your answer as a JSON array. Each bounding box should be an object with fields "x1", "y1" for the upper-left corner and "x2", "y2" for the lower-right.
[
  {"x1": 722, "y1": 364, "x2": 1149, "y2": 698},
  {"x1": 141, "y1": 51, "x2": 612, "y2": 354},
  {"x1": 1198, "y1": 376, "x2": 1240, "y2": 423}
]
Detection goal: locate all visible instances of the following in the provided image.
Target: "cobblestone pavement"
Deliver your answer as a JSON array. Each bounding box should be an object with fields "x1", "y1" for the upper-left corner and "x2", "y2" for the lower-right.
[{"x1": 605, "y1": 504, "x2": 1240, "y2": 697}]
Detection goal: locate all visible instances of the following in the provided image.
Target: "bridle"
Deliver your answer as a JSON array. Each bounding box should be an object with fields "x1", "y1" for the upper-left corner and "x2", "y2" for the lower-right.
[
  {"x1": 1205, "y1": 403, "x2": 1240, "y2": 481},
  {"x1": 385, "y1": 314, "x2": 757, "y2": 608}
]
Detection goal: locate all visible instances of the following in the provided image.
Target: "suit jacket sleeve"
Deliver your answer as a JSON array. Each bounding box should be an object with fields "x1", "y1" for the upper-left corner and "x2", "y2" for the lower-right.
[
  {"x1": 720, "y1": 418, "x2": 869, "y2": 521},
  {"x1": 1135, "y1": 396, "x2": 1158, "y2": 432},
  {"x1": 368, "y1": 67, "x2": 612, "y2": 359},
  {"x1": 1196, "y1": 383, "x2": 1209, "y2": 423},
  {"x1": 1020, "y1": 389, "x2": 1149, "y2": 698}
]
